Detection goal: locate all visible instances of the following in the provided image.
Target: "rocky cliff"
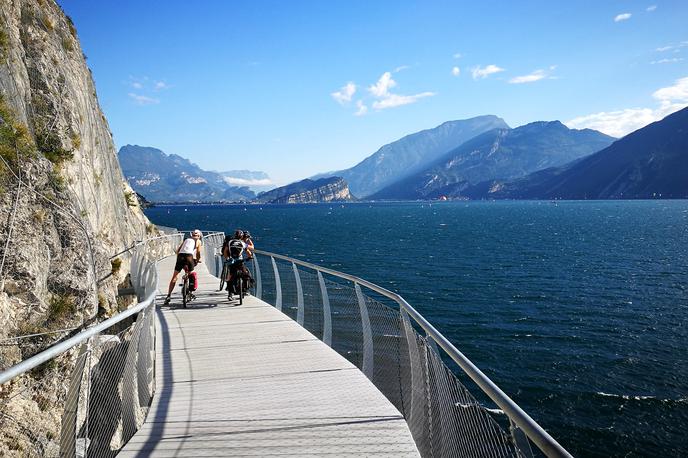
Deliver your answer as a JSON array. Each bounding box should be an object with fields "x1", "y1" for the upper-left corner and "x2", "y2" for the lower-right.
[
  {"x1": 0, "y1": 1, "x2": 151, "y2": 454},
  {"x1": 255, "y1": 177, "x2": 354, "y2": 204}
]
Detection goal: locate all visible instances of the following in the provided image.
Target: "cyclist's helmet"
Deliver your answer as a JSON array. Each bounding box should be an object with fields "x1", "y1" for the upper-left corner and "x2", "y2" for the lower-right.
[
  {"x1": 243, "y1": 231, "x2": 251, "y2": 239},
  {"x1": 234, "y1": 229, "x2": 244, "y2": 239},
  {"x1": 191, "y1": 229, "x2": 202, "y2": 238}
]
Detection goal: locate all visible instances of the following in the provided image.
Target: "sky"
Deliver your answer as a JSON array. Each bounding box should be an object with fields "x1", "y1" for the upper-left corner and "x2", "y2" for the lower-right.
[{"x1": 59, "y1": 0, "x2": 688, "y2": 186}]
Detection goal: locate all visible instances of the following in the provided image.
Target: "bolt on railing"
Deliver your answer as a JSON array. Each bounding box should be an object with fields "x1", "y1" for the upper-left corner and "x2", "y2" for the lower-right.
[{"x1": 202, "y1": 234, "x2": 571, "y2": 458}]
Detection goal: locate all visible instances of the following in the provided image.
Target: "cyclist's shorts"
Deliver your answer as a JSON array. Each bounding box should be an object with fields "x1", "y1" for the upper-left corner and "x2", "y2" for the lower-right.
[{"x1": 174, "y1": 253, "x2": 195, "y2": 273}]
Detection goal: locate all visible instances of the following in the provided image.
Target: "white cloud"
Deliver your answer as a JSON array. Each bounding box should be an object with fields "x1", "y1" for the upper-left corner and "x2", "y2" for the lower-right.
[
  {"x1": 646, "y1": 5, "x2": 657, "y2": 11},
  {"x1": 154, "y1": 81, "x2": 171, "y2": 91},
  {"x1": 223, "y1": 177, "x2": 273, "y2": 187},
  {"x1": 471, "y1": 64, "x2": 505, "y2": 80},
  {"x1": 131, "y1": 81, "x2": 143, "y2": 89},
  {"x1": 367, "y1": 72, "x2": 435, "y2": 110},
  {"x1": 128, "y1": 93, "x2": 160, "y2": 106},
  {"x1": 451, "y1": 66, "x2": 461, "y2": 77},
  {"x1": 331, "y1": 82, "x2": 357, "y2": 105},
  {"x1": 372, "y1": 92, "x2": 435, "y2": 110},
  {"x1": 566, "y1": 76, "x2": 688, "y2": 137},
  {"x1": 509, "y1": 69, "x2": 550, "y2": 84},
  {"x1": 453, "y1": 52, "x2": 462, "y2": 59},
  {"x1": 355, "y1": 100, "x2": 368, "y2": 116},
  {"x1": 614, "y1": 13, "x2": 632, "y2": 22},
  {"x1": 651, "y1": 58, "x2": 684, "y2": 64},
  {"x1": 394, "y1": 65, "x2": 410, "y2": 73},
  {"x1": 368, "y1": 72, "x2": 396, "y2": 97}
]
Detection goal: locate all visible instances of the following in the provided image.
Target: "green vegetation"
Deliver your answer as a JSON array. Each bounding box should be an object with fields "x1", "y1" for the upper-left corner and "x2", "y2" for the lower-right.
[
  {"x1": 70, "y1": 132, "x2": 81, "y2": 150},
  {"x1": 48, "y1": 293, "x2": 76, "y2": 322},
  {"x1": 61, "y1": 35, "x2": 73, "y2": 52},
  {"x1": 124, "y1": 190, "x2": 137, "y2": 207},
  {"x1": 66, "y1": 15, "x2": 77, "y2": 37},
  {"x1": 111, "y1": 257, "x2": 122, "y2": 274},
  {"x1": 0, "y1": 28, "x2": 9, "y2": 58},
  {"x1": 0, "y1": 95, "x2": 36, "y2": 184},
  {"x1": 146, "y1": 223, "x2": 156, "y2": 235},
  {"x1": 40, "y1": 14, "x2": 54, "y2": 31},
  {"x1": 31, "y1": 93, "x2": 74, "y2": 165},
  {"x1": 48, "y1": 168, "x2": 65, "y2": 191}
]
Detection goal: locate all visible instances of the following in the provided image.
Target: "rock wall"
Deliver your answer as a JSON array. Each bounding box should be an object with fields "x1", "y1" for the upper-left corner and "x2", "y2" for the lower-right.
[
  {"x1": 256, "y1": 176, "x2": 354, "y2": 204},
  {"x1": 0, "y1": 1, "x2": 153, "y2": 454}
]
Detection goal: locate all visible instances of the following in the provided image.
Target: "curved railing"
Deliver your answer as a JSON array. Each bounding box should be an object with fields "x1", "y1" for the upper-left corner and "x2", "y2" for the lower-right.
[
  {"x1": 0, "y1": 233, "x2": 182, "y2": 457},
  {"x1": 203, "y1": 236, "x2": 572, "y2": 458}
]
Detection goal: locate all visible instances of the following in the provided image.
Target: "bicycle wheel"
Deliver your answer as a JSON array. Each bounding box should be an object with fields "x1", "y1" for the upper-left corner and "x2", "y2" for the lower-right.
[
  {"x1": 219, "y1": 262, "x2": 228, "y2": 291},
  {"x1": 182, "y1": 276, "x2": 188, "y2": 308},
  {"x1": 238, "y1": 277, "x2": 243, "y2": 305}
]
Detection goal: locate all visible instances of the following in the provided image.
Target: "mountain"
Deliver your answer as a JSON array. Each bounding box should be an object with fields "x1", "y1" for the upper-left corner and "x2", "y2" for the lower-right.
[
  {"x1": 118, "y1": 145, "x2": 255, "y2": 202},
  {"x1": 218, "y1": 170, "x2": 273, "y2": 193},
  {"x1": 370, "y1": 121, "x2": 615, "y2": 200},
  {"x1": 466, "y1": 107, "x2": 688, "y2": 200},
  {"x1": 255, "y1": 177, "x2": 354, "y2": 204},
  {"x1": 319, "y1": 115, "x2": 510, "y2": 197}
]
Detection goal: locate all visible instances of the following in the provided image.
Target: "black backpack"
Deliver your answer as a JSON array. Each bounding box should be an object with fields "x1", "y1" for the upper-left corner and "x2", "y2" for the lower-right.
[{"x1": 229, "y1": 239, "x2": 244, "y2": 258}]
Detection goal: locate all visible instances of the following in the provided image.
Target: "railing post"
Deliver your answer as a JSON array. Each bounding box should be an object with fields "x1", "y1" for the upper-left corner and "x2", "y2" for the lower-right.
[
  {"x1": 253, "y1": 256, "x2": 262, "y2": 299},
  {"x1": 293, "y1": 263, "x2": 304, "y2": 325},
  {"x1": 511, "y1": 420, "x2": 535, "y2": 458},
  {"x1": 355, "y1": 282, "x2": 373, "y2": 380},
  {"x1": 271, "y1": 257, "x2": 282, "y2": 311},
  {"x1": 59, "y1": 343, "x2": 88, "y2": 457},
  {"x1": 317, "y1": 271, "x2": 332, "y2": 346}
]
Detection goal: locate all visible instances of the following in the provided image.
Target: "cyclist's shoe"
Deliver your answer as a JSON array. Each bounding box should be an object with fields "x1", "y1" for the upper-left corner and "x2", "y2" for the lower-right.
[
  {"x1": 227, "y1": 293, "x2": 234, "y2": 301},
  {"x1": 163, "y1": 296, "x2": 171, "y2": 306},
  {"x1": 189, "y1": 293, "x2": 196, "y2": 301}
]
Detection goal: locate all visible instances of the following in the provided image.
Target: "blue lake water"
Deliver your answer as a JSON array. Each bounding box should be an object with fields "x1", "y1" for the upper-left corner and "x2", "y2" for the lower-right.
[{"x1": 145, "y1": 200, "x2": 688, "y2": 457}]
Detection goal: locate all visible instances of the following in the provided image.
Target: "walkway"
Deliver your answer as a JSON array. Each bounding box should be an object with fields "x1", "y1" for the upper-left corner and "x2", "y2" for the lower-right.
[{"x1": 119, "y1": 256, "x2": 420, "y2": 457}]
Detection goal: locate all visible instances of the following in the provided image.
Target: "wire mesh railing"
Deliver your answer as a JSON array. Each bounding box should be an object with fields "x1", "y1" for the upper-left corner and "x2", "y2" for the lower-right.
[
  {"x1": 202, "y1": 234, "x2": 571, "y2": 458},
  {"x1": 0, "y1": 233, "x2": 181, "y2": 457}
]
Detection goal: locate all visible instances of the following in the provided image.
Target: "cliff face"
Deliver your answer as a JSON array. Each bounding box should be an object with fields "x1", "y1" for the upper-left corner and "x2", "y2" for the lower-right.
[
  {"x1": 0, "y1": 1, "x2": 151, "y2": 454},
  {"x1": 255, "y1": 177, "x2": 354, "y2": 204}
]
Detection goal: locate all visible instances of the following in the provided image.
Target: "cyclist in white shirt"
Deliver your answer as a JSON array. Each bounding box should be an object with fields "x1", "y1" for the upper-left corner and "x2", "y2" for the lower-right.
[{"x1": 163, "y1": 229, "x2": 202, "y2": 305}]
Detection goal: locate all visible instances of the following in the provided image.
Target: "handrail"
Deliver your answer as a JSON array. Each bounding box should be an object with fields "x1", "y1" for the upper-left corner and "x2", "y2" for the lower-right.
[
  {"x1": 0, "y1": 289, "x2": 155, "y2": 385},
  {"x1": 254, "y1": 248, "x2": 572, "y2": 458},
  {"x1": 0, "y1": 234, "x2": 181, "y2": 385}
]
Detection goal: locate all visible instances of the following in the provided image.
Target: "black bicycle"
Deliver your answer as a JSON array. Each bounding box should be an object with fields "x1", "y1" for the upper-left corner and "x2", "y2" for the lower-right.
[
  {"x1": 181, "y1": 264, "x2": 196, "y2": 308},
  {"x1": 218, "y1": 258, "x2": 231, "y2": 292},
  {"x1": 228, "y1": 259, "x2": 248, "y2": 305}
]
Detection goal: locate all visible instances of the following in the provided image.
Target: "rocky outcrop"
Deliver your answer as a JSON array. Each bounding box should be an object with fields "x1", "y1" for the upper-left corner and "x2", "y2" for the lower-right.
[
  {"x1": 255, "y1": 177, "x2": 354, "y2": 204},
  {"x1": 0, "y1": 1, "x2": 152, "y2": 455}
]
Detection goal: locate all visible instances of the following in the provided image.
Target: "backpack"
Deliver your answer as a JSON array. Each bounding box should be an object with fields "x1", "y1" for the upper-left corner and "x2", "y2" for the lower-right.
[{"x1": 229, "y1": 239, "x2": 244, "y2": 258}]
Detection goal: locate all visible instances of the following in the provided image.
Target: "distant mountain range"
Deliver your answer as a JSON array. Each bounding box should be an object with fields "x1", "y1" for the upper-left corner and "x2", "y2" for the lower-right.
[
  {"x1": 254, "y1": 177, "x2": 354, "y2": 204},
  {"x1": 317, "y1": 115, "x2": 510, "y2": 197},
  {"x1": 118, "y1": 145, "x2": 256, "y2": 203},
  {"x1": 371, "y1": 121, "x2": 615, "y2": 200},
  {"x1": 464, "y1": 106, "x2": 688, "y2": 199}
]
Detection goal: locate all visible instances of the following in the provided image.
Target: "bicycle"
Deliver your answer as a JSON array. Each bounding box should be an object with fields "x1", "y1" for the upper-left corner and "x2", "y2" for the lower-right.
[
  {"x1": 218, "y1": 258, "x2": 231, "y2": 292},
  {"x1": 227, "y1": 259, "x2": 248, "y2": 305},
  {"x1": 181, "y1": 264, "x2": 197, "y2": 308}
]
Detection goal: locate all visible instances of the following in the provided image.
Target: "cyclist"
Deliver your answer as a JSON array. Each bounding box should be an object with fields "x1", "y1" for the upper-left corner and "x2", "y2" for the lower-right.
[
  {"x1": 226, "y1": 230, "x2": 247, "y2": 300},
  {"x1": 242, "y1": 230, "x2": 255, "y2": 259},
  {"x1": 163, "y1": 229, "x2": 203, "y2": 305}
]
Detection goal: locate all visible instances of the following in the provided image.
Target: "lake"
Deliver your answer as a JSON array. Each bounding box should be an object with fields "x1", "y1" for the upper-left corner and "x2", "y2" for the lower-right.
[{"x1": 145, "y1": 200, "x2": 688, "y2": 457}]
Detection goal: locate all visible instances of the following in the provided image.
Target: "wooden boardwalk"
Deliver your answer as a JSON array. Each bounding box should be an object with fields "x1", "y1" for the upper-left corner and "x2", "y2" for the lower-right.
[{"x1": 119, "y1": 256, "x2": 420, "y2": 457}]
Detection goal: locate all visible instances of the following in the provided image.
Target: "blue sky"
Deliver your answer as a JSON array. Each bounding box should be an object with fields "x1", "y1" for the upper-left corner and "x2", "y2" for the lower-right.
[{"x1": 59, "y1": 0, "x2": 688, "y2": 185}]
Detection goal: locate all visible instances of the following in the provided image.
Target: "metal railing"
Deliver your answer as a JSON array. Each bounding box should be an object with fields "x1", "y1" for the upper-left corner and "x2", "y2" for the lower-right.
[
  {"x1": 202, "y1": 236, "x2": 572, "y2": 458},
  {"x1": 0, "y1": 233, "x2": 181, "y2": 457}
]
